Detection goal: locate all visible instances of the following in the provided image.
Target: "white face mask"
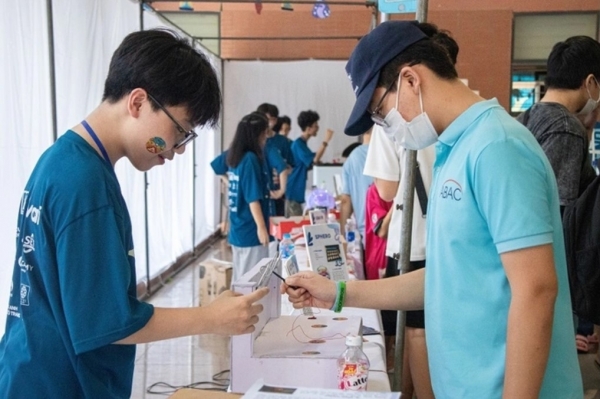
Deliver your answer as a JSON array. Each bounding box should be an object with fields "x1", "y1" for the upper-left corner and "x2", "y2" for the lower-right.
[
  {"x1": 381, "y1": 77, "x2": 438, "y2": 150},
  {"x1": 578, "y1": 77, "x2": 600, "y2": 115}
]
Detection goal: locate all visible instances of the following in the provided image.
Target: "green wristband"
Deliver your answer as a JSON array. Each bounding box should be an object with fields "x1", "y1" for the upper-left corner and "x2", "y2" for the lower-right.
[
  {"x1": 333, "y1": 280, "x2": 346, "y2": 313},
  {"x1": 330, "y1": 281, "x2": 340, "y2": 311}
]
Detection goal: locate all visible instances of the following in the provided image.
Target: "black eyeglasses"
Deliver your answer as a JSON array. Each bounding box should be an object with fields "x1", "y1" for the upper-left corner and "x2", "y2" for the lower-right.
[
  {"x1": 147, "y1": 93, "x2": 198, "y2": 149},
  {"x1": 369, "y1": 79, "x2": 397, "y2": 128}
]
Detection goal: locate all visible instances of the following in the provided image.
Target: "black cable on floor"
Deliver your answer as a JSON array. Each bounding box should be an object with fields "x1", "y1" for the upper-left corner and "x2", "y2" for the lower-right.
[{"x1": 146, "y1": 370, "x2": 230, "y2": 395}]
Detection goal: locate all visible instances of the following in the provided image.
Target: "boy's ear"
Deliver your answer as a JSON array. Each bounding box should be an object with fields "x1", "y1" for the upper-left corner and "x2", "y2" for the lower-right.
[{"x1": 127, "y1": 88, "x2": 148, "y2": 118}]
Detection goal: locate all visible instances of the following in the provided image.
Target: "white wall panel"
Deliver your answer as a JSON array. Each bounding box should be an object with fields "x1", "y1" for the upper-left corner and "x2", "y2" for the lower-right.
[{"x1": 223, "y1": 60, "x2": 359, "y2": 162}]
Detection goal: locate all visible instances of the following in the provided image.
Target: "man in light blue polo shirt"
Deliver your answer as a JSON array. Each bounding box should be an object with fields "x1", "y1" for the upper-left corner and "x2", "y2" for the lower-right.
[
  {"x1": 424, "y1": 99, "x2": 580, "y2": 398},
  {"x1": 282, "y1": 21, "x2": 583, "y2": 398},
  {"x1": 340, "y1": 129, "x2": 373, "y2": 238}
]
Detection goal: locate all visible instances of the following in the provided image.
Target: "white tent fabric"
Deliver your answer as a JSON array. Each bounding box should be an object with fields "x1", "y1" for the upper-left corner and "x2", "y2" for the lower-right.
[
  {"x1": 0, "y1": 2, "x2": 222, "y2": 337},
  {"x1": 0, "y1": 2, "x2": 54, "y2": 338},
  {"x1": 51, "y1": 0, "x2": 151, "y2": 286},
  {"x1": 223, "y1": 60, "x2": 358, "y2": 161},
  {"x1": 143, "y1": 11, "x2": 222, "y2": 278}
]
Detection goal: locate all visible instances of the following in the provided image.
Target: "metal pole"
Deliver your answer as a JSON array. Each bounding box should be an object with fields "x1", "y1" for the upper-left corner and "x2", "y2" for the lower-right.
[
  {"x1": 192, "y1": 140, "x2": 197, "y2": 257},
  {"x1": 379, "y1": 11, "x2": 388, "y2": 23},
  {"x1": 392, "y1": 151, "x2": 416, "y2": 393},
  {"x1": 140, "y1": 2, "x2": 153, "y2": 296},
  {"x1": 46, "y1": 0, "x2": 58, "y2": 142},
  {"x1": 140, "y1": 0, "x2": 145, "y2": 30},
  {"x1": 391, "y1": 0, "x2": 428, "y2": 394},
  {"x1": 416, "y1": 0, "x2": 428, "y2": 24}
]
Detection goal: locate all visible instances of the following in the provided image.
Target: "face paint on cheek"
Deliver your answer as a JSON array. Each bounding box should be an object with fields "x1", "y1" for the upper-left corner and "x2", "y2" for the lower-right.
[{"x1": 146, "y1": 137, "x2": 167, "y2": 154}]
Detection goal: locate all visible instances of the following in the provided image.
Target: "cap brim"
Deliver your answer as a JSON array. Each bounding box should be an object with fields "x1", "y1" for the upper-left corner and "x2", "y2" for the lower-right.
[{"x1": 344, "y1": 75, "x2": 379, "y2": 136}]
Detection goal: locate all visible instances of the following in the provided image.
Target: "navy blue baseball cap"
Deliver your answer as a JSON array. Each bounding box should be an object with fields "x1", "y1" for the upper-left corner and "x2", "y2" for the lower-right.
[{"x1": 344, "y1": 21, "x2": 428, "y2": 136}]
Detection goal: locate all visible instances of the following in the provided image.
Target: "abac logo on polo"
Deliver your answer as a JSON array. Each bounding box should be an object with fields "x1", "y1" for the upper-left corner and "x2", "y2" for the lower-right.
[{"x1": 440, "y1": 179, "x2": 463, "y2": 202}]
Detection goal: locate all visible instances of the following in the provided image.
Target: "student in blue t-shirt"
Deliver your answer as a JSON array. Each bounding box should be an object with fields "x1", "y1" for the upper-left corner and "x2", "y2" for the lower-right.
[
  {"x1": 211, "y1": 130, "x2": 286, "y2": 223},
  {"x1": 285, "y1": 110, "x2": 334, "y2": 217},
  {"x1": 210, "y1": 150, "x2": 228, "y2": 176},
  {"x1": 226, "y1": 112, "x2": 273, "y2": 282},
  {"x1": 257, "y1": 103, "x2": 290, "y2": 216},
  {"x1": 273, "y1": 115, "x2": 294, "y2": 167},
  {"x1": 0, "y1": 30, "x2": 268, "y2": 399}
]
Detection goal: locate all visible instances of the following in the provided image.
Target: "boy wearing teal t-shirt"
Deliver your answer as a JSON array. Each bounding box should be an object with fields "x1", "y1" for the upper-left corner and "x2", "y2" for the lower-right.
[
  {"x1": 285, "y1": 110, "x2": 334, "y2": 217},
  {"x1": 0, "y1": 30, "x2": 268, "y2": 399}
]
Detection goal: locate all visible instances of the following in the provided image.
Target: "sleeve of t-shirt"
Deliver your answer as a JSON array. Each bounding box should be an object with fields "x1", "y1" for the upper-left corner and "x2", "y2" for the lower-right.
[
  {"x1": 474, "y1": 138, "x2": 554, "y2": 254},
  {"x1": 210, "y1": 151, "x2": 228, "y2": 175},
  {"x1": 538, "y1": 132, "x2": 587, "y2": 205},
  {"x1": 266, "y1": 145, "x2": 287, "y2": 174},
  {"x1": 363, "y1": 126, "x2": 400, "y2": 182},
  {"x1": 285, "y1": 139, "x2": 295, "y2": 167},
  {"x1": 56, "y1": 207, "x2": 154, "y2": 354},
  {"x1": 240, "y1": 154, "x2": 265, "y2": 204},
  {"x1": 294, "y1": 141, "x2": 315, "y2": 167}
]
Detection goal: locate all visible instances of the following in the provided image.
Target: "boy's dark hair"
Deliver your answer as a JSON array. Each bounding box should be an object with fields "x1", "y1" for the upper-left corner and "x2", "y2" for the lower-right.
[
  {"x1": 342, "y1": 142, "x2": 361, "y2": 158},
  {"x1": 273, "y1": 115, "x2": 291, "y2": 132},
  {"x1": 545, "y1": 36, "x2": 600, "y2": 90},
  {"x1": 227, "y1": 112, "x2": 268, "y2": 168},
  {"x1": 256, "y1": 103, "x2": 279, "y2": 118},
  {"x1": 377, "y1": 22, "x2": 458, "y2": 90},
  {"x1": 298, "y1": 110, "x2": 320, "y2": 131},
  {"x1": 417, "y1": 22, "x2": 459, "y2": 65},
  {"x1": 102, "y1": 29, "x2": 221, "y2": 128}
]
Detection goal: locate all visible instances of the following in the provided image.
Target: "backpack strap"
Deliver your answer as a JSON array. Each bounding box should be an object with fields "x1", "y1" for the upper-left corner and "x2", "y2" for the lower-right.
[
  {"x1": 415, "y1": 162, "x2": 428, "y2": 217},
  {"x1": 521, "y1": 107, "x2": 533, "y2": 126}
]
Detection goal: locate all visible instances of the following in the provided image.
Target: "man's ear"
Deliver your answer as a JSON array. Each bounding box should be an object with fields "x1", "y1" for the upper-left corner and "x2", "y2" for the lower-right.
[
  {"x1": 399, "y1": 66, "x2": 421, "y2": 95},
  {"x1": 127, "y1": 88, "x2": 148, "y2": 118},
  {"x1": 582, "y1": 74, "x2": 598, "y2": 90}
]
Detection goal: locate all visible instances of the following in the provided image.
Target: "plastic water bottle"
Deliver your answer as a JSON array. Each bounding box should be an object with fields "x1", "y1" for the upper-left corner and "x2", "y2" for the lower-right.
[
  {"x1": 346, "y1": 218, "x2": 356, "y2": 254},
  {"x1": 279, "y1": 233, "x2": 295, "y2": 260},
  {"x1": 337, "y1": 335, "x2": 370, "y2": 391}
]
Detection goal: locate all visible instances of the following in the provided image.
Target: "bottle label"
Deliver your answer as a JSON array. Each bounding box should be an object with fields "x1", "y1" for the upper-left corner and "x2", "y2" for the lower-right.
[
  {"x1": 346, "y1": 231, "x2": 355, "y2": 242},
  {"x1": 338, "y1": 362, "x2": 368, "y2": 391},
  {"x1": 280, "y1": 243, "x2": 294, "y2": 259}
]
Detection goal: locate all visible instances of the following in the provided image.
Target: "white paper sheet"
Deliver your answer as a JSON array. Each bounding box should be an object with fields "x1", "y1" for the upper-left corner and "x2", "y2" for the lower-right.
[{"x1": 242, "y1": 379, "x2": 400, "y2": 399}]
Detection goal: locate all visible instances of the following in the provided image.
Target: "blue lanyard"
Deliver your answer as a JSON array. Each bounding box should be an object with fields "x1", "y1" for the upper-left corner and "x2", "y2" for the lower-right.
[{"x1": 81, "y1": 120, "x2": 111, "y2": 166}]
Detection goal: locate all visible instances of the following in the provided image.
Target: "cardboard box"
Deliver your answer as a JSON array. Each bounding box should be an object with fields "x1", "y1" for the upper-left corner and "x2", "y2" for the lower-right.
[
  {"x1": 269, "y1": 216, "x2": 311, "y2": 241},
  {"x1": 198, "y1": 259, "x2": 233, "y2": 306},
  {"x1": 230, "y1": 260, "x2": 362, "y2": 393}
]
